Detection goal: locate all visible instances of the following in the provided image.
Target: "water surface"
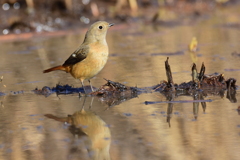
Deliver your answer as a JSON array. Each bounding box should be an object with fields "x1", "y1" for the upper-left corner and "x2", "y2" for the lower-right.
[{"x1": 0, "y1": 15, "x2": 240, "y2": 160}]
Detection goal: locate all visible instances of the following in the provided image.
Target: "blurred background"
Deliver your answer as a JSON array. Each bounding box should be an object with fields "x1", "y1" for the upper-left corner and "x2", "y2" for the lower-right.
[{"x1": 0, "y1": 0, "x2": 239, "y2": 35}]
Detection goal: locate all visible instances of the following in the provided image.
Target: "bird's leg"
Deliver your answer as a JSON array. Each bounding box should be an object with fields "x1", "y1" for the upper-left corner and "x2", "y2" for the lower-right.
[{"x1": 88, "y1": 79, "x2": 94, "y2": 92}]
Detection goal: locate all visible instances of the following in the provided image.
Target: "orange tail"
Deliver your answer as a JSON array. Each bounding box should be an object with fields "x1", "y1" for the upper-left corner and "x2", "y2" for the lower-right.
[
  {"x1": 44, "y1": 114, "x2": 68, "y2": 122},
  {"x1": 43, "y1": 65, "x2": 66, "y2": 73}
]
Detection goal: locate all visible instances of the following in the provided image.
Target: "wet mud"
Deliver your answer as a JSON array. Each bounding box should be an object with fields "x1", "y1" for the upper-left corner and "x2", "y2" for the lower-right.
[{"x1": 7, "y1": 58, "x2": 231, "y2": 108}]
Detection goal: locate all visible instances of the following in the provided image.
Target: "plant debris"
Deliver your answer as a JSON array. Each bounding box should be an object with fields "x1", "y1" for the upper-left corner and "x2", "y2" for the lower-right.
[{"x1": 4, "y1": 57, "x2": 237, "y2": 107}]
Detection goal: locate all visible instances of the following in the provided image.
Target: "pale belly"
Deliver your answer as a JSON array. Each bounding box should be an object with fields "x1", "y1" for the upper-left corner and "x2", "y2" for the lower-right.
[{"x1": 70, "y1": 53, "x2": 108, "y2": 81}]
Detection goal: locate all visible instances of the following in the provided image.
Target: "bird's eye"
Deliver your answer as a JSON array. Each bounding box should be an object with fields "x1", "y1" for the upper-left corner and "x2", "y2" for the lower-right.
[{"x1": 98, "y1": 26, "x2": 103, "y2": 29}]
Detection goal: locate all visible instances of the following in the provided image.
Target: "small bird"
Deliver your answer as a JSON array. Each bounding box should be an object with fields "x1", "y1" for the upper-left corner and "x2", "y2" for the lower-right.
[{"x1": 43, "y1": 21, "x2": 114, "y2": 93}]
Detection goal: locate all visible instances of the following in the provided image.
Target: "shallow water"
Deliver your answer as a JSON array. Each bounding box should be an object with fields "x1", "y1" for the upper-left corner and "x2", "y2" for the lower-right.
[{"x1": 1, "y1": 13, "x2": 240, "y2": 160}]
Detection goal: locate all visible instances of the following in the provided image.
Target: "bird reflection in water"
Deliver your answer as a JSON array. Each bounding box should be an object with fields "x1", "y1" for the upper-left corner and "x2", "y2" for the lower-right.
[{"x1": 45, "y1": 97, "x2": 111, "y2": 160}]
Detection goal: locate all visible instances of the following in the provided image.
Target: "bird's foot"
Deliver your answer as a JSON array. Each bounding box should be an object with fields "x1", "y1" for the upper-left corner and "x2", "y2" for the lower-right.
[{"x1": 78, "y1": 92, "x2": 86, "y2": 98}]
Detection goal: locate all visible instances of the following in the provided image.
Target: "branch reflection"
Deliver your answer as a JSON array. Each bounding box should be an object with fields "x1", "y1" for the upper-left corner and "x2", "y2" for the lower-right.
[{"x1": 165, "y1": 87, "x2": 237, "y2": 127}]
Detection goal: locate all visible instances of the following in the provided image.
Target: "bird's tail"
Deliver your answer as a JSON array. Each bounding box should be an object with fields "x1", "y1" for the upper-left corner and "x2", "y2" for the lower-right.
[
  {"x1": 44, "y1": 114, "x2": 68, "y2": 122},
  {"x1": 43, "y1": 65, "x2": 66, "y2": 73}
]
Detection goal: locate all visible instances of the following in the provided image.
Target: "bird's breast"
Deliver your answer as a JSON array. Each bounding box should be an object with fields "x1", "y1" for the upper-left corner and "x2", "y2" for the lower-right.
[{"x1": 70, "y1": 43, "x2": 109, "y2": 80}]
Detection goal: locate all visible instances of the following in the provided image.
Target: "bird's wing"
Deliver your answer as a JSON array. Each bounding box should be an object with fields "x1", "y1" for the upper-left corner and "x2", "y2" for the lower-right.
[{"x1": 63, "y1": 45, "x2": 89, "y2": 66}]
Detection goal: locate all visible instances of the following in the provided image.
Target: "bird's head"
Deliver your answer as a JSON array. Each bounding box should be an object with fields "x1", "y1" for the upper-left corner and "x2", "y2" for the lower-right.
[{"x1": 84, "y1": 21, "x2": 114, "y2": 44}]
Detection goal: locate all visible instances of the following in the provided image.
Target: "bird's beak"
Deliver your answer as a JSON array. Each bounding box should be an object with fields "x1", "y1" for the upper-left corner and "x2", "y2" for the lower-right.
[{"x1": 108, "y1": 23, "x2": 114, "y2": 27}]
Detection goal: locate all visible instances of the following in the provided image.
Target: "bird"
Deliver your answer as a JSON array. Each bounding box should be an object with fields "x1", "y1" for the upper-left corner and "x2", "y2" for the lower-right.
[{"x1": 43, "y1": 21, "x2": 114, "y2": 93}]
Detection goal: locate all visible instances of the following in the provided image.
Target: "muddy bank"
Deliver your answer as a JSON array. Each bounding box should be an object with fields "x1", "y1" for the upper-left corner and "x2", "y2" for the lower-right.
[{"x1": 30, "y1": 58, "x2": 238, "y2": 107}]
